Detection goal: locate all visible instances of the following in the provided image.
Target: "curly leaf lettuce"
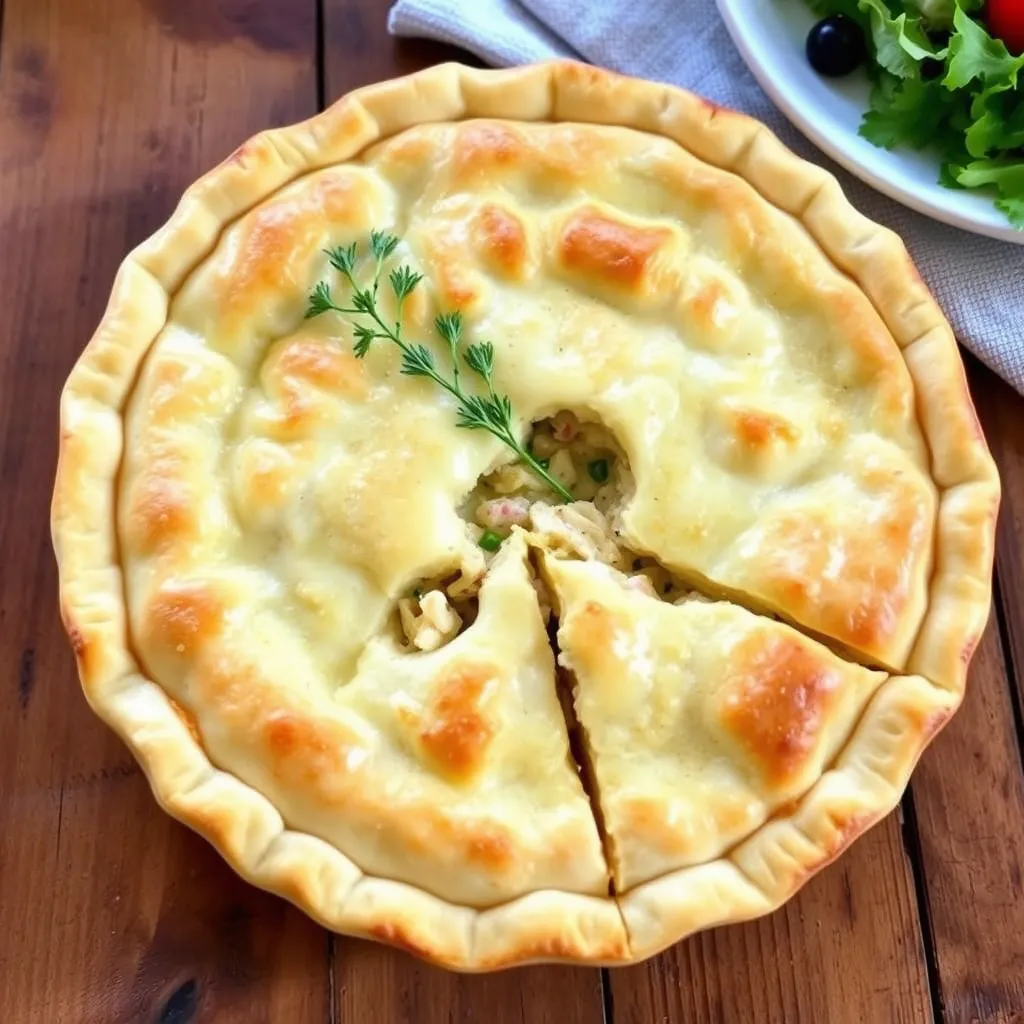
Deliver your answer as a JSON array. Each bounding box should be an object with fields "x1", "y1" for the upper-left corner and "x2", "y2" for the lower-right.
[
  {"x1": 944, "y1": 5, "x2": 1024, "y2": 89},
  {"x1": 862, "y1": 77, "x2": 957, "y2": 149},
  {"x1": 965, "y1": 85, "x2": 1024, "y2": 158},
  {"x1": 803, "y1": 0, "x2": 1024, "y2": 228},
  {"x1": 858, "y1": 0, "x2": 947, "y2": 78},
  {"x1": 997, "y1": 196, "x2": 1024, "y2": 228},
  {"x1": 953, "y1": 159, "x2": 1024, "y2": 227},
  {"x1": 906, "y1": 0, "x2": 982, "y2": 29}
]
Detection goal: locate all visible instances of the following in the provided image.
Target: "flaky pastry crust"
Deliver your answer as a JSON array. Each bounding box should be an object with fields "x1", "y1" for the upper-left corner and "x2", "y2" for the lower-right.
[{"x1": 52, "y1": 61, "x2": 999, "y2": 969}]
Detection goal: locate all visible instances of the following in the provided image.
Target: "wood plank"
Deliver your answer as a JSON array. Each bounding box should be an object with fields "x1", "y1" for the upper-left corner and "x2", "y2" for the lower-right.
[
  {"x1": 972, "y1": 357, "x2": 1024, "y2": 723},
  {"x1": 319, "y1": 4, "x2": 607, "y2": 1015},
  {"x1": 335, "y1": 944, "x2": 606, "y2": 1024},
  {"x1": 910, "y1": 615, "x2": 1024, "y2": 1023},
  {"x1": 902, "y1": 360, "x2": 1024, "y2": 1024},
  {"x1": 0, "y1": 1, "x2": 329, "y2": 1020},
  {"x1": 608, "y1": 814, "x2": 933, "y2": 1023},
  {"x1": 321, "y1": 0, "x2": 482, "y2": 106}
]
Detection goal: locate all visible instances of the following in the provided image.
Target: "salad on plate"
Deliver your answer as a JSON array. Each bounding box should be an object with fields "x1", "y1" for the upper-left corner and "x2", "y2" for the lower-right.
[{"x1": 801, "y1": 0, "x2": 1024, "y2": 227}]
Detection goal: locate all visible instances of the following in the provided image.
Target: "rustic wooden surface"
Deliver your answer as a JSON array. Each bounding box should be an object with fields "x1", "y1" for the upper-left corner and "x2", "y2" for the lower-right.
[{"x1": 0, "y1": 1, "x2": 1022, "y2": 1021}]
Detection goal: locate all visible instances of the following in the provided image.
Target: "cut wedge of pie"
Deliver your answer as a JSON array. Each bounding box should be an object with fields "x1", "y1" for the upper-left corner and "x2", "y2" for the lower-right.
[{"x1": 52, "y1": 61, "x2": 999, "y2": 969}]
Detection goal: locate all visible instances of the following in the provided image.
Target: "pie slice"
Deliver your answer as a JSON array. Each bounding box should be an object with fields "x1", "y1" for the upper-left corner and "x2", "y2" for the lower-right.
[
  {"x1": 542, "y1": 554, "x2": 888, "y2": 892},
  {"x1": 51, "y1": 61, "x2": 998, "y2": 969},
  {"x1": 136, "y1": 531, "x2": 609, "y2": 906}
]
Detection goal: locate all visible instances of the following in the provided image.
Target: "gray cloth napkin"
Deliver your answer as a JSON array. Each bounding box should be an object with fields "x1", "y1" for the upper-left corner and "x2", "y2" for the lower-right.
[{"x1": 390, "y1": 0, "x2": 1024, "y2": 392}]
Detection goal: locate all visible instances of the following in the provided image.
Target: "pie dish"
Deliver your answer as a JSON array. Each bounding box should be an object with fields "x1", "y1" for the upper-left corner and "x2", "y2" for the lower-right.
[{"x1": 51, "y1": 61, "x2": 1000, "y2": 969}]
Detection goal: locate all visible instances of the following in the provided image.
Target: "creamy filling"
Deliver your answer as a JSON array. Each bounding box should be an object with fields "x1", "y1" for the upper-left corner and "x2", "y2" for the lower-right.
[
  {"x1": 466, "y1": 411, "x2": 629, "y2": 513},
  {"x1": 393, "y1": 411, "x2": 714, "y2": 652},
  {"x1": 393, "y1": 551, "x2": 485, "y2": 652},
  {"x1": 392, "y1": 412, "x2": 703, "y2": 651}
]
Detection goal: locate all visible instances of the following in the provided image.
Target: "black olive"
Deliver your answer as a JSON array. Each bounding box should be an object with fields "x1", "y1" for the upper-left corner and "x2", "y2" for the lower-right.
[{"x1": 806, "y1": 15, "x2": 867, "y2": 77}]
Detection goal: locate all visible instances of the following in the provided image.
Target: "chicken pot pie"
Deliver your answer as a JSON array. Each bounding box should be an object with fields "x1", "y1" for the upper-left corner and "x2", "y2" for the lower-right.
[{"x1": 52, "y1": 61, "x2": 999, "y2": 969}]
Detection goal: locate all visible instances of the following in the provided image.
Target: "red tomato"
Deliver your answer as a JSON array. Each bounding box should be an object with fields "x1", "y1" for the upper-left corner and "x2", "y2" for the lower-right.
[{"x1": 988, "y1": 0, "x2": 1024, "y2": 55}]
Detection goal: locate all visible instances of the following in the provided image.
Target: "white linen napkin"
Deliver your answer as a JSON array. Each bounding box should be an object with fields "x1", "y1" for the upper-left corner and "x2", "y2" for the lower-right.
[{"x1": 390, "y1": 0, "x2": 1024, "y2": 392}]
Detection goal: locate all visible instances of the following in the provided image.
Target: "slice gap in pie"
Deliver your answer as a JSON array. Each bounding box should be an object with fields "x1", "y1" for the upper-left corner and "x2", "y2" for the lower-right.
[
  {"x1": 539, "y1": 553, "x2": 890, "y2": 895},
  {"x1": 51, "y1": 61, "x2": 999, "y2": 969}
]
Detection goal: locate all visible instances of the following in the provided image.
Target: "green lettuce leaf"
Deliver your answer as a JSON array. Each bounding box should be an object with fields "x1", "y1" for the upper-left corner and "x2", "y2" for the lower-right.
[
  {"x1": 857, "y1": 0, "x2": 948, "y2": 78},
  {"x1": 952, "y1": 159, "x2": 1024, "y2": 228},
  {"x1": 965, "y1": 85, "x2": 1024, "y2": 157},
  {"x1": 944, "y1": 5, "x2": 1024, "y2": 90},
  {"x1": 861, "y1": 76, "x2": 948, "y2": 147},
  {"x1": 954, "y1": 158, "x2": 1024, "y2": 192},
  {"x1": 860, "y1": 72, "x2": 973, "y2": 162},
  {"x1": 997, "y1": 197, "x2": 1024, "y2": 229}
]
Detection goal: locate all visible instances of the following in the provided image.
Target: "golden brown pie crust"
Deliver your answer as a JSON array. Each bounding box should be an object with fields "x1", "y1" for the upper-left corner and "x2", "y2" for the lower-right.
[{"x1": 51, "y1": 61, "x2": 999, "y2": 969}]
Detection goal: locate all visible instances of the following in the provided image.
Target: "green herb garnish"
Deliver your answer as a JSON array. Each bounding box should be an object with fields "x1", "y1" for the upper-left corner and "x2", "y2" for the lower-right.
[
  {"x1": 306, "y1": 232, "x2": 574, "y2": 501},
  {"x1": 587, "y1": 458, "x2": 610, "y2": 483},
  {"x1": 479, "y1": 530, "x2": 503, "y2": 552}
]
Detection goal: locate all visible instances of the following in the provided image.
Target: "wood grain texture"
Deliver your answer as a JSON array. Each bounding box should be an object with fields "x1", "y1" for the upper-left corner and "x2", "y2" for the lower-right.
[
  {"x1": 905, "y1": 358, "x2": 1024, "y2": 1024},
  {"x1": 322, "y1": 0, "x2": 483, "y2": 105},
  {"x1": 334, "y1": 943, "x2": 607, "y2": 1024},
  {"x1": 2, "y1": 0, "x2": 1023, "y2": 1020},
  {"x1": 974, "y1": 357, "x2": 1024, "y2": 731},
  {"x1": 0, "y1": 0, "x2": 328, "y2": 1020},
  {"x1": 607, "y1": 814, "x2": 934, "y2": 1023},
  {"x1": 910, "y1": 617, "x2": 1024, "y2": 1024}
]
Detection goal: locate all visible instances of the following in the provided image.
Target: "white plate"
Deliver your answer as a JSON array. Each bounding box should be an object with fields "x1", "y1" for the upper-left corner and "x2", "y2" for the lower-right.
[{"x1": 715, "y1": 0, "x2": 1024, "y2": 245}]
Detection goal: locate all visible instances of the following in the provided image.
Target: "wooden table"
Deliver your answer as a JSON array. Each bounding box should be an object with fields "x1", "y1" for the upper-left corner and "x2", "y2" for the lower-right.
[{"x1": 2, "y1": 2, "x2": 1023, "y2": 1021}]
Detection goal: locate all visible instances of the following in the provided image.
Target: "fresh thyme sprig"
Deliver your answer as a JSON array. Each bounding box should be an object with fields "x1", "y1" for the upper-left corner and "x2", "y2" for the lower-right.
[{"x1": 305, "y1": 231, "x2": 573, "y2": 502}]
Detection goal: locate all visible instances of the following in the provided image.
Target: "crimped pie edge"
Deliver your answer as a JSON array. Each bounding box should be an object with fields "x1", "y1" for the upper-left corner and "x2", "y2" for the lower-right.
[{"x1": 50, "y1": 60, "x2": 1000, "y2": 969}]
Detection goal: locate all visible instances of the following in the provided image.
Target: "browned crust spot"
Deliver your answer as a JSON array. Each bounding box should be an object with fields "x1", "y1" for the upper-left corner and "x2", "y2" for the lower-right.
[
  {"x1": 620, "y1": 792, "x2": 754, "y2": 863},
  {"x1": 558, "y1": 208, "x2": 670, "y2": 292},
  {"x1": 144, "y1": 581, "x2": 226, "y2": 657},
  {"x1": 263, "y1": 709, "x2": 336, "y2": 783},
  {"x1": 67, "y1": 619, "x2": 88, "y2": 659},
  {"x1": 730, "y1": 408, "x2": 798, "y2": 451},
  {"x1": 465, "y1": 831, "x2": 514, "y2": 870},
  {"x1": 821, "y1": 811, "x2": 874, "y2": 863},
  {"x1": 561, "y1": 601, "x2": 629, "y2": 681},
  {"x1": 719, "y1": 634, "x2": 843, "y2": 787},
  {"x1": 266, "y1": 336, "x2": 369, "y2": 397},
  {"x1": 452, "y1": 122, "x2": 530, "y2": 184},
  {"x1": 419, "y1": 661, "x2": 498, "y2": 781},
  {"x1": 62, "y1": 611, "x2": 99, "y2": 687},
  {"x1": 219, "y1": 172, "x2": 368, "y2": 321},
  {"x1": 259, "y1": 335, "x2": 369, "y2": 437},
  {"x1": 474, "y1": 204, "x2": 529, "y2": 279},
  {"x1": 125, "y1": 470, "x2": 196, "y2": 554},
  {"x1": 367, "y1": 921, "x2": 439, "y2": 961},
  {"x1": 684, "y1": 280, "x2": 731, "y2": 332},
  {"x1": 755, "y1": 486, "x2": 929, "y2": 655},
  {"x1": 477, "y1": 929, "x2": 630, "y2": 969}
]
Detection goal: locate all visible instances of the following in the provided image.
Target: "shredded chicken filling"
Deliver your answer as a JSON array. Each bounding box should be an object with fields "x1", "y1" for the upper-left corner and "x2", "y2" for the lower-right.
[{"x1": 395, "y1": 411, "x2": 697, "y2": 651}]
